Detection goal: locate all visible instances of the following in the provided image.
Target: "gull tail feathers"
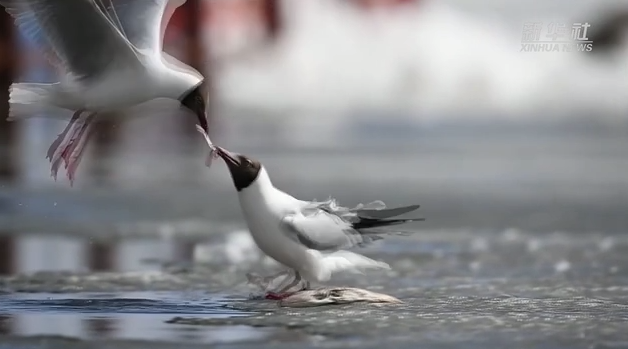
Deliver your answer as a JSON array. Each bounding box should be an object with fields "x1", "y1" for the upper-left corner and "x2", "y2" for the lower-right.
[
  {"x1": 350, "y1": 204, "x2": 424, "y2": 245},
  {"x1": 352, "y1": 204, "x2": 424, "y2": 230},
  {"x1": 7, "y1": 83, "x2": 66, "y2": 121},
  {"x1": 356, "y1": 204, "x2": 422, "y2": 220},
  {"x1": 352, "y1": 216, "x2": 425, "y2": 230}
]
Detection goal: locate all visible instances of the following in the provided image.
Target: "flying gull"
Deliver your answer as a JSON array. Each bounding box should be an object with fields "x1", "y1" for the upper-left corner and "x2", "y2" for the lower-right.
[{"x1": 0, "y1": 0, "x2": 209, "y2": 184}]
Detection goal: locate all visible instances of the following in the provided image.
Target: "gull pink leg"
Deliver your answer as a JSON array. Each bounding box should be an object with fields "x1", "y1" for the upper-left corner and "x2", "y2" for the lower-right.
[
  {"x1": 48, "y1": 111, "x2": 95, "y2": 184},
  {"x1": 51, "y1": 125, "x2": 81, "y2": 181},
  {"x1": 48, "y1": 110, "x2": 84, "y2": 180},
  {"x1": 61, "y1": 114, "x2": 92, "y2": 166},
  {"x1": 265, "y1": 292, "x2": 295, "y2": 300},
  {"x1": 49, "y1": 154, "x2": 64, "y2": 181},
  {"x1": 65, "y1": 113, "x2": 97, "y2": 186},
  {"x1": 51, "y1": 117, "x2": 86, "y2": 180},
  {"x1": 47, "y1": 110, "x2": 82, "y2": 161}
]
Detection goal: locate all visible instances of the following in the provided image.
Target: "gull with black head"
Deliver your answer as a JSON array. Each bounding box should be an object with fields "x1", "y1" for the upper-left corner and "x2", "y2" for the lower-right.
[
  {"x1": 0, "y1": 0, "x2": 209, "y2": 184},
  {"x1": 214, "y1": 146, "x2": 424, "y2": 300}
]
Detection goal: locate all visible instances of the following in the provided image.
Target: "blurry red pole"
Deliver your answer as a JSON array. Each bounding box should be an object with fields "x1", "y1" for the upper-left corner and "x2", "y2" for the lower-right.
[
  {"x1": 0, "y1": 235, "x2": 13, "y2": 275},
  {"x1": 0, "y1": 315, "x2": 12, "y2": 334},
  {"x1": 354, "y1": 0, "x2": 419, "y2": 9},
  {"x1": 174, "y1": 241, "x2": 195, "y2": 264},
  {"x1": 262, "y1": 0, "x2": 281, "y2": 41},
  {"x1": 0, "y1": 9, "x2": 15, "y2": 277},
  {"x1": 89, "y1": 0, "x2": 118, "y2": 183},
  {"x1": 184, "y1": 0, "x2": 213, "y2": 136},
  {"x1": 185, "y1": 0, "x2": 203, "y2": 70},
  {"x1": 84, "y1": 317, "x2": 117, "y2": 338},
  {"x1": 88, "y1": 241, "x2": 115, "y2": 272},
  {"x1": 88, "y1": 119, "x2": 118, "y2": 185},
  {"x1": 0, "y1": 8, "x2": 15, "y2": 181}
]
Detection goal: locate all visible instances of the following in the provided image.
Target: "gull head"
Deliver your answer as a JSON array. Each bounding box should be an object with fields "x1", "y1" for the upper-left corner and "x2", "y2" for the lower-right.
[
  {"x1": 216, "y1": 146, "x2": 262, "y2": 191},
  {"x1": 180, "y1": 84, "x2": 208, "y2": 133}
]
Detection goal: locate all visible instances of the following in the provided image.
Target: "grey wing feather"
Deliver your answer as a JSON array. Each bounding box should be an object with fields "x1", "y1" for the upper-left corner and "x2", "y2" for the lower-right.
[
  {"x1": 311, "y1": 199, "x2": 421, "y2": 222},
  {"x1": 282, "y1": 199, "x2": 424, "y2": 251},
  {"x1": 0, "y1": 0, "x2": 139, "y2": 81},
  {"x1": 281, "y1": 210, "x2": 366, "y2": 251},
  {"x1": 1, "y1": 1, "x2": 64, "y2": 72},
  {"x1": 97, "y1": 0, "x2": 203, "y2": 83},
  {"x1": 97, "y1": 0, "x2": 185, "y2": 54}
]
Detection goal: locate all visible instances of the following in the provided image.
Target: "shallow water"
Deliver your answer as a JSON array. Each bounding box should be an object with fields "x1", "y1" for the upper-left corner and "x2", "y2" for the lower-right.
[
  {"x1": 0, "y1": 292, "x2": 260, "y2": 342},
  {"x1": 2, "y1": 229, "x2": 628, "y2": 348}
]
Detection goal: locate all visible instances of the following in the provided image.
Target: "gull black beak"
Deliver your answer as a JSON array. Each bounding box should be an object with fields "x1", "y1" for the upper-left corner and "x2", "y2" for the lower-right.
[
  {"x1": 181, "y1": 85, "x2": 208, "y2": 133},
  {"x1": 216, "y1": 146, "x2": 239, "y2": 166}
]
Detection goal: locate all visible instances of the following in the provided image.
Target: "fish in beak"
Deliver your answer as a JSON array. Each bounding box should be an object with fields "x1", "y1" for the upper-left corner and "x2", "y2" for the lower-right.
[{"x1": 216, "y1": 146, "x2": 240, "y2": 166}]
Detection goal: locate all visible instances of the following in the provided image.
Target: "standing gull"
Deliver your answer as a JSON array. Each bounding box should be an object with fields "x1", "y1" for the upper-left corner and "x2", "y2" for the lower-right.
[
  {"x1": 0, "y1": 0, "x2": 208, "y2": 184},
  {"x1": 213, "y1": 146, "x2": 424, "y2": 299}
]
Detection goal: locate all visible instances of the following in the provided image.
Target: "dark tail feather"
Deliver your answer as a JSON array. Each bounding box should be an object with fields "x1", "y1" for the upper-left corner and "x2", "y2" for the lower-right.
[
  {"x1": 356, "y1": 204, "x2": 421, "y2": 220},
  {"x1": 352, "y1": 217, "x2": 424, "y2": 247},
  {"x1": 352, "y1": 217, "x2": 425, "y2": 230},
  {"x1": 353, "y1": 203, "x2": 423, "y2": 229}
]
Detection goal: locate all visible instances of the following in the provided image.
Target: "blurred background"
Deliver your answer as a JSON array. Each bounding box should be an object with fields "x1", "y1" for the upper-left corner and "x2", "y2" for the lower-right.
[{"x1": 1, "y1": 0, "x2": 628, "y2": 342}]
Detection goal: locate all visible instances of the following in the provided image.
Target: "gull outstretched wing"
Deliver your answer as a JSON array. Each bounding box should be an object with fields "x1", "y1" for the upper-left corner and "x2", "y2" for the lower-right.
[
  {"x1": 0, "y1": 0, "x2": 139, "y2": 81},
  {"x1": 281, "y1": 200, "x2": 424, "y2": 251}
]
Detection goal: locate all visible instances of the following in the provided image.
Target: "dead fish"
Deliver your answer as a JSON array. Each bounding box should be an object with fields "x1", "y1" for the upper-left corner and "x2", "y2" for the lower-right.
[
  {"x1": 278, "y1": 287, "x2": 403, "y2": 308},
  {"x1": 195, "y1": 124, "x2": 219, "y2": 168}
]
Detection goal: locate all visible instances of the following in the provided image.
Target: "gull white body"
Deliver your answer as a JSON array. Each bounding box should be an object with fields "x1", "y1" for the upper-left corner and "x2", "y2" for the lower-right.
[
  {"x1": 237, "y1": 167, "x2": 395, "y2": 285},
  {"x1": 29, "y1": 52, "x2": 200, "y2": 113},
  {"x1": 237, "y1": 169, "x2": 321, "y2": 280},
  {"x1": 211, "y1": 144, "x2": 424, "y2": 293}
]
